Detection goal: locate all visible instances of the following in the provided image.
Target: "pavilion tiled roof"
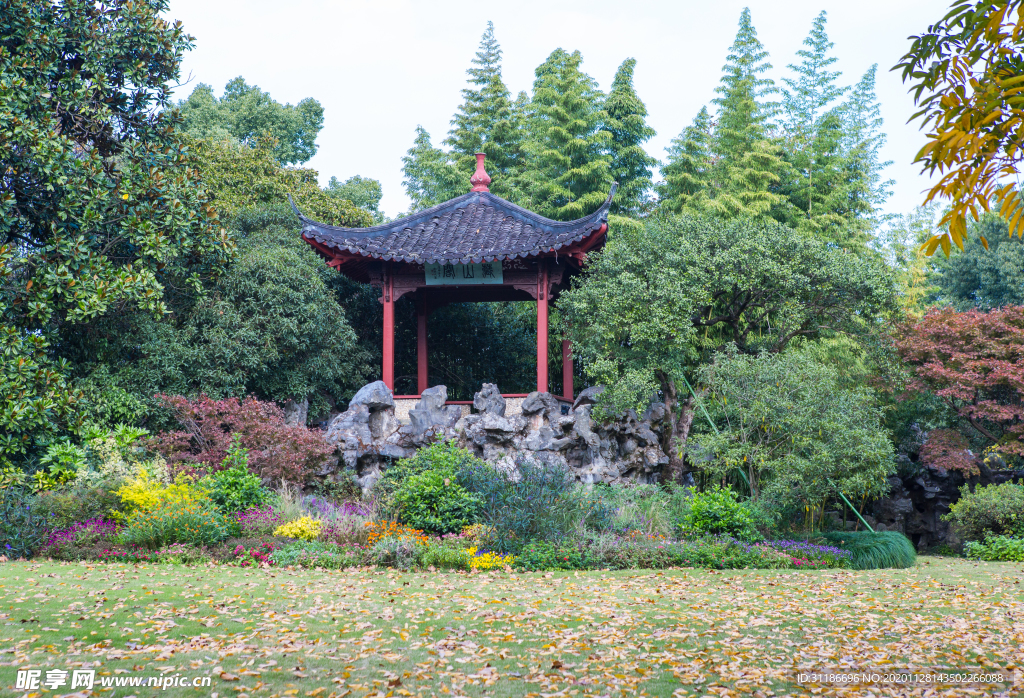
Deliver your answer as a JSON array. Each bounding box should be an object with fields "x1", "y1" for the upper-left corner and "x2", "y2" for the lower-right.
[{"x1": 291, "y1": 186, "x2": 615, "y2": 266}]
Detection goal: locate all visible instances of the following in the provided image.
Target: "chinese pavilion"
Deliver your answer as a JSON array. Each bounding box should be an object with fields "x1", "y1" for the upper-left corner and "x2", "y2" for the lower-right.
[{"x1": 293, "y1": 153, "x2": 613, "y2": 406}]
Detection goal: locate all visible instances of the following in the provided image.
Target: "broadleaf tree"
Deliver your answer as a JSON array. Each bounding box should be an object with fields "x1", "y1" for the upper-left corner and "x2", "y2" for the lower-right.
[
  {"x1": 895, "y1": 0, "x2": 1024, "y2": 256},
  {"x1": 178, "y1": 77, "x2": 324, "y2": 165},
  {"x1": 560, "y1": 214, "x2": 899, "y2": 482},
  {"x1": 0, "y1": 0, "x2": 231, "y2": 464}
]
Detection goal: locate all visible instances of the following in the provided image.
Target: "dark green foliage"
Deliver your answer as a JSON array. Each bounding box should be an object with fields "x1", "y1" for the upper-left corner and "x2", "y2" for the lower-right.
[
  {"x1": 964, "y1": 535, "x2": 1024, "y2": 562},
  {"x1": 524, "y1": 49, "x2": 613, "y2": 220},
  {"x1": 178, "y1": 77, "x2": 324, "y2": 165},
  {"x1": 33, "y1": 484, "x2": 123, "y2": 532},
  {"x1": 681, "y1": 486, "x2": 761, "y2": 542},
  {"x1": 602, "y1": 58, "x2": 657, "y2": 216},
  {"x1": 513, "y1": 541, "x2": 596, "y2": 571},
  {"x1": 820, "y1": 531, "x2": 917, "y2": 570},
  {"x1": 168, "y1": 205, "x2": 367, "y2": 410},
  {"x1": 944, "y1": 482, "x2": 1024, "y2": 542},
  {"x1": 202, "y1": 439, "x2": 272, "y2": 514},
  {"x1": 0, "y1": 488, "x2": 48, "y2": 558},
  {"x1": 1, "y1": 0, "x2": 230, "y2": 462},
  {"x1": 375, "y1": 441, "x2": 487, "y2": 522},
  {"x1": 932, "y1": 215, "x2": 1024, "y2": 310}
]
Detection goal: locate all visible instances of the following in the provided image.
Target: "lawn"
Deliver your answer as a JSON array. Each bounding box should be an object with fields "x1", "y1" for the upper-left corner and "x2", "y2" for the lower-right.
[{"x1": 0, "y1": 558, "x2": 1020, "y2": 697}]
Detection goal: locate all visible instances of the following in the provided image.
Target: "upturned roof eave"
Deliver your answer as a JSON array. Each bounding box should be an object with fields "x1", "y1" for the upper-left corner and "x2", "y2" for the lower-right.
[{"x1": 290, "y1": 186, "x2": 615, "y2": 238}]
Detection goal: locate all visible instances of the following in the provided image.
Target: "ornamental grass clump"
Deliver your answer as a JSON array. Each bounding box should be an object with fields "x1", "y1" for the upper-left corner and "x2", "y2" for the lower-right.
[{"x1": 820, "y1": 531, "x2": 917, "y2": 570}]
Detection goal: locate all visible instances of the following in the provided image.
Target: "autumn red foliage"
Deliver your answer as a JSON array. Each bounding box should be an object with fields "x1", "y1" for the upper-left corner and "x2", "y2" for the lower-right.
[
  {"x1": 919, "y1": 428, "x2": 977, "y2": 476},
  {"x1": 897, "y1": 306, "x2": 1024, "y2": 470},
  {"x1": 149, "y1": 395, "x2": 333, "y2": 483}
]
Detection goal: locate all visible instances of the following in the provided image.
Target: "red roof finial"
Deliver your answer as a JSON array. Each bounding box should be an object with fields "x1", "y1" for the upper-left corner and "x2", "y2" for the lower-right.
[{"x1": 470, "y1": 152, "x2": 491, "y2": 192}]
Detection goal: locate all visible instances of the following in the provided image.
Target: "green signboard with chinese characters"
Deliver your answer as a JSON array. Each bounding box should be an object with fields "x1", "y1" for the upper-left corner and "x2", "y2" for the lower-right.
[{"x1": 424, "y1": 261, "x2": 503, "y2": 285}]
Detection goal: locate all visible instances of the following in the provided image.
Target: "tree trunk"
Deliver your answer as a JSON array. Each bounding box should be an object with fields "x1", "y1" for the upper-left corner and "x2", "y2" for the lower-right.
[{"x1": 658, "y1": 372, "x2": 695, "y2": 484}]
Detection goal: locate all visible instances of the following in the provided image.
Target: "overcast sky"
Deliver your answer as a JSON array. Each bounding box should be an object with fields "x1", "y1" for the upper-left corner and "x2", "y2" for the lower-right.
[{"x1": 166, "y1": 0, "x2": 949, "y2": 220}]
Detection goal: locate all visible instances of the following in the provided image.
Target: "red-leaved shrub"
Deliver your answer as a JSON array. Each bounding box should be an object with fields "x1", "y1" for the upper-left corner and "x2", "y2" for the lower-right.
[
  {"x1": 919, "y1": 428, "x2": 977, "y2": 476},
  {"x1": 150, "y1": 394, "x2": 333, "y2": 483},
  {"x1": 897, "y1": 305, "x2": 1024, "y2": 471}
]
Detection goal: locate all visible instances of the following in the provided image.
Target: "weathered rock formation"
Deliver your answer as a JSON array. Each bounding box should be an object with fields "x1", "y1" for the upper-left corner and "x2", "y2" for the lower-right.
[
  {"x1": 322, "y1": 381, "x2": 669, "y2": 491},
  {"x1": 865, "y1": 424, "x2": 1024, "y2": 550}
]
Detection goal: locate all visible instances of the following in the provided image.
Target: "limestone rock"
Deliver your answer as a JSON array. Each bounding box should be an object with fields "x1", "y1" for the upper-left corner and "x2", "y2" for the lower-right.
[
  {"x1": 473, "y1": 383, "x2": 506, "y2": 416},
  {"x1": 318, "y1": 381, "x2": 673, "y2": 492},
  {"x1": 349, "y1": 381, "x2": 394, "y2": 411},
  {"x1": 573, "y1": 385, "x2": 604, "y2": 411},
  {"x1": 282, "y1": 397, "x2": 309, "y2": 426}
]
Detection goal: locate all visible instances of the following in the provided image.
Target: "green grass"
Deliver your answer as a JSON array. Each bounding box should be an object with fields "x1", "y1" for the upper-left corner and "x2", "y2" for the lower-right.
[
  {"x1": 821, "y1": 530, "x2": 918, "y2": 569},
  {"x1": 0, "y1": 557, "x2": 1020, "y2": 697}
]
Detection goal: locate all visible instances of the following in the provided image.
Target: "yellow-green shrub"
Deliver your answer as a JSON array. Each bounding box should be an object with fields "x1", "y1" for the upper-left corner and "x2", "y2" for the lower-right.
[
  {"x1": 114, "y1": 473, "x2": 207, "y2": 522},
  {"x1": 274, "y1": 516, "x2": 322, "y2": 541}
]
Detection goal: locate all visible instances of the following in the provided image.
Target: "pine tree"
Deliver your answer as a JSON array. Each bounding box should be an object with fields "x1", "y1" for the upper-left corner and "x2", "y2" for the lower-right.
[
  {"x1": 780, "y1": 12, "x2": 846, "y2": 142},
  {"x1": 842, "y1": 65, "x2": 893, "y2": 226},
  {"x1": 602, "y1": 58, "x2": 657, "y2": 216},
  {"x1": 658, "y1": 107, "x2": 714, "y2": 212},
  {"x1": 778, "y1": 11, "x2": 852, "y2": 239},
  {"x1": 401, "y1": 126, "x2": 463, "y2": 211},
  {"x1": 444, "y1": 22, "x2": 525, "y2": 201},
  {"x1": 523, "y1": 49, "x2": 613, "y2": 221},
  {"x1": 707, "y1": 7, "x2": 786, "y2": 218}
]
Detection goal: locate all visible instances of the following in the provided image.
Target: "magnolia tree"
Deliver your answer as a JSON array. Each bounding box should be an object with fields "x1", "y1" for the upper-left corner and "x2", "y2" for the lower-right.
[
  {"x1": 690, "y1": 347, "x2": 894, "y2": 515},
  {"x1": 559, "y1": 214, "x2": 898, "y2": 482},
  {"x1": 897, "y1": 305, "x2": 1024, "y2": 474}
]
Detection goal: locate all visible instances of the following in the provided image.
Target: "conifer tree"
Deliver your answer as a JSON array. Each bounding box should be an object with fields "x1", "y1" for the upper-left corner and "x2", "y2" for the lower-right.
[
  {"x1": 778, "y1": 11, "x2": 853, "y2": 240},
  {"x1": 842, "y1": 65, "x2": 893, "y2": 225},
  {"x1": 780, "y1": 12, "x2": 846, "y2": 143},
  {"x1": 523, "y1": 49, "x2": 613, "y2": 221},
  {"x1": 602, "y1": 58, "x2": 657, "y2": 216},
  {"x1": 658, "y1": 107, "x2": 714, "y2": 212},
  {"x1": 444, "y1": 22, "x2": 525, "y2": 200},
  {"x1": 706, "y1": 8, "x2": 786, "y2": 219},
  {"x1": 401, "y1": 126, "x2": 463, "y2": 211}
]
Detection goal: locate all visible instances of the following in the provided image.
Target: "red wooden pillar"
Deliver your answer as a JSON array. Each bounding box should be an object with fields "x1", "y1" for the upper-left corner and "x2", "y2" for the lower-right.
[
  {"x1": 562, "y1": 339, "x2": 573, "y2": 401},
  {"x1": 382, "y1": 262, "x2": 395, "y2": 391},
  {"x1": 536, "y1": 260, "x2": 549, "y2": 393},
  {"x1": 416, "y1": 291, "x2": 428, "y2": 395}
]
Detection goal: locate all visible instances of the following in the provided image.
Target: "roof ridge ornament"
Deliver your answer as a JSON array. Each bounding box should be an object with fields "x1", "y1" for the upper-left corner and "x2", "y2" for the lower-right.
[{"x1": 470, "y1": 152, "x2": 491, "y2": 192}]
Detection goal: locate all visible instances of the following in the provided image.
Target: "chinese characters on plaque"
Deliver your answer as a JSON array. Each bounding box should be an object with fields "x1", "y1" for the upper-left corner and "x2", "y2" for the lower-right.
[{"x1": 424, "y1": 261, "x2": 503, "y2": 285}]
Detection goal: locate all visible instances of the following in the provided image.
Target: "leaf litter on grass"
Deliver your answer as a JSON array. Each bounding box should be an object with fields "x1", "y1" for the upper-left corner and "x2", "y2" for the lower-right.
[{"x1": 0, "y1": 558, "x2": 1020, "y2": 697}]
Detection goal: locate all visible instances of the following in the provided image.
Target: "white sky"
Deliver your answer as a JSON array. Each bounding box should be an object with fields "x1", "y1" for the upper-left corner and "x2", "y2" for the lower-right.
[{"x1": 166, "y1": 0, "x2": 949, "y2": 219}]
